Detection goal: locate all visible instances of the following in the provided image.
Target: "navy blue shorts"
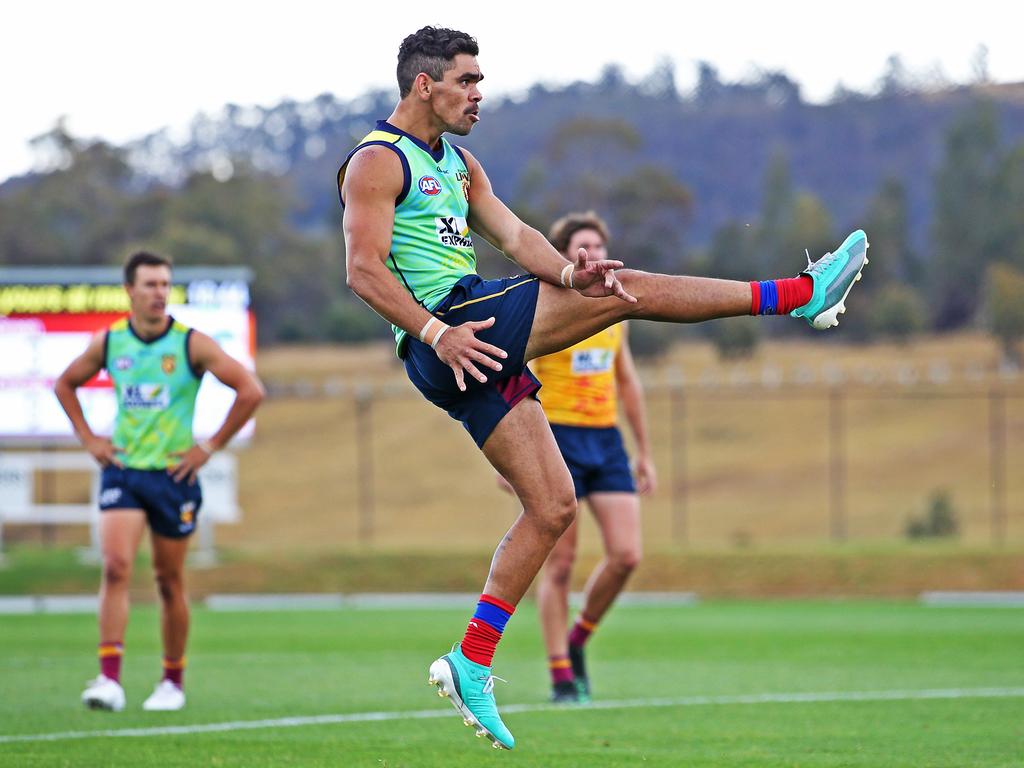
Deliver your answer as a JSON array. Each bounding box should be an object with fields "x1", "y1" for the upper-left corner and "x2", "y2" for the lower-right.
[
  {"x1": 99, "y1": 466, "x2": 202, "y2": 539},
  {"x1": 404, "y1": 274, "x2": 542, "y2": 447},
  {"x1": 551, "y1": 424, "x2": 636, "y2": 499}
]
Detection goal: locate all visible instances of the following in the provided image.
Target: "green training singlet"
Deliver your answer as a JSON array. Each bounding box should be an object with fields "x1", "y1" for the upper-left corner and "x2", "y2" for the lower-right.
[
  {"x1": 105, "y1": 317, "x2": 201, "y2": 470},
  {"x1": 338, "y1": 120, "x2": 476, "y2": 355}
]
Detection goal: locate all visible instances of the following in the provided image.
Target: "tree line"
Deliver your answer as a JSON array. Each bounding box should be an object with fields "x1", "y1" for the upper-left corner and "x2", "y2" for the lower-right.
[{"x1": 2, "y1": 76, "x2": 1024, "y2": 360}]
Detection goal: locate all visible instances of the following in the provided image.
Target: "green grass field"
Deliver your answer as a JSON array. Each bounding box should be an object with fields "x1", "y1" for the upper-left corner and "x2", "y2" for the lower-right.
[{"x1": 2, "y1": 601, "x2": 1022, "y2": 767}]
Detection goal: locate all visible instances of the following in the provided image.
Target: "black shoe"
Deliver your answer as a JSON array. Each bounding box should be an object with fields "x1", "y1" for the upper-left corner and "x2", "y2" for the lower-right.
[
  {"x1": 550, "y1": 680, "x2": 579, "y2": 704},
  {"x1": 568, "y1": 643, "x2": 590, "y2": 700}
]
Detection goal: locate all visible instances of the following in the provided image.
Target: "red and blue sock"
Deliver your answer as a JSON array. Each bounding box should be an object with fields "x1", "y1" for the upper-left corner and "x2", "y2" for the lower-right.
[
  {"x1": 461, "y1": 594, "x2": 515, "y2": 667},
  {"x1": 98, "y1": 641, "x2": 123, "y2": 682},
  {"x1": 749, "y1": 277, "x2": 813, "y2": 315}
]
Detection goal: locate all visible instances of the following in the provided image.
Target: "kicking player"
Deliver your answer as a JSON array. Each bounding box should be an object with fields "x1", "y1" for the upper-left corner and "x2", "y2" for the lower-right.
[
  {"x1": 499, "y1": 212, "x2": 655, "y2": 704},
  {"x1": 54, "y1": 251, "x2": 264, "y2": 712},
  {"x1": 338, "y1": 26, "x2": 867, "y2": 749}
]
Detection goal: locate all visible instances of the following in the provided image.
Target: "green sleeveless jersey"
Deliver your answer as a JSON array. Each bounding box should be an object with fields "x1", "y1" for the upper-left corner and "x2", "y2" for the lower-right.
[
  {"x1": 105, "y1": 317, "x2": 201, "y2": 470},
  {"x1": 338, "y1": 120, "x2": 476, "y2": 355}
]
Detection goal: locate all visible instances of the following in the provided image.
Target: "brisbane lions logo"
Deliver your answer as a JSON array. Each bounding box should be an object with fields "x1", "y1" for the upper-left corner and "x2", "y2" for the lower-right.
[{"x1": 418, "y1": 176, "x2": 442, "y2": 196}]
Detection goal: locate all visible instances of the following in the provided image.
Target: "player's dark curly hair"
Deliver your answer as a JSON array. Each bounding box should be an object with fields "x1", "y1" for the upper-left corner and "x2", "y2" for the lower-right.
[
  {"x1": 397, "y1": 26, "x2": 479, "y2": 98},
  {"x1": 123, "y1": 251, "x2": 172, "y2": 285},
  {"x1": 548, "y1": 211, "x2": 612, "y2": 255}
]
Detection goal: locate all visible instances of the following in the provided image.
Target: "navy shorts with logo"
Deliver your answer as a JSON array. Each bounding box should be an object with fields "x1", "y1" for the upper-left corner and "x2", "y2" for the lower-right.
[
  {"x1": 551, "y1": 424, "x2": 636, "y2": 499},
  {"x1": 404, "y1": 274, "x2": 542, "y2": 447},
  {"x1": 99, "y1": 466, "x2": 202, "y2": 539}
]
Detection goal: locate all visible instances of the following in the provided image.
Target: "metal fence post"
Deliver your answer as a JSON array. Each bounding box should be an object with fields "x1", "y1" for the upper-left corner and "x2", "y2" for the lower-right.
[
  {"x1": 355, "y1": 386, "x2": 375, "y2": 546},
  {"x1": 990, "y1": 387, "x2": 1006, "y2": 546},
  {"x1": 670, "y1": 384, "x2": 688, "y2": 545},
  {"x1": 829, "y1": 387, "x2": 846, "y2": 542}
]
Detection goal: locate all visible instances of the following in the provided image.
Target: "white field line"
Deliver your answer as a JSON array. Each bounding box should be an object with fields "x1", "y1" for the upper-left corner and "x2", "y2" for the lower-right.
[{"x1": 2, "y1": 687, "x2": 1023, "y2": 745}]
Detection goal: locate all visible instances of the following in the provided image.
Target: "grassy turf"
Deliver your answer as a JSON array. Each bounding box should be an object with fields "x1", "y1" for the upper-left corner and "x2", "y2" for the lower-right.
[{"x1": 1, "y1": 601, "x2": 1022, "y2": 766}]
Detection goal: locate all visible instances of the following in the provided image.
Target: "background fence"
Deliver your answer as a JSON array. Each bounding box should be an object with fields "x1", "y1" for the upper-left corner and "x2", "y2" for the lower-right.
[{"x1": 5, "y1": 375, "x2": 1022, "y2": 555}]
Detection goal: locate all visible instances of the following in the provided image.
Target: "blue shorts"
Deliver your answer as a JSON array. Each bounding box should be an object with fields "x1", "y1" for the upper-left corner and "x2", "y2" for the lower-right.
[
  {"x1": 404, "y1": 274, "x2": 542, "y2": 447},
  {"x1": 551, "y1": 424, "x2": 636, "y2": 499},
  {"x1": 99, "y1": 466, "x2": 202, "y2": 539}
]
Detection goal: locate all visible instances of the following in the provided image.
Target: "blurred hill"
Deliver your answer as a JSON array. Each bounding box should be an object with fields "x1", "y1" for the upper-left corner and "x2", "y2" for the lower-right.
[
  {"x1": 3, "y1": 62, "x2": 1024, "y2": 345},
  {"x1": 108, "y1": 69, "x2": 1024, "y2": 247}
]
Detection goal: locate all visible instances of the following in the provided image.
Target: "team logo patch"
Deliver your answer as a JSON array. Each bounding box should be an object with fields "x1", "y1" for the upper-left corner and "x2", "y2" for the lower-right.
[
  {"x1": 99, "y1": 487, "x2": 122, "y2": 507},
  {"x1": 179, "y1": 501, "x2": 195, "y2": 528},
  {"x1": 114, "y1": 356, "x2": 133, "y2": 371},
  {"x1": 122, "y1": 383, "x2": 170, "y2": 410},
  {"x1": 435, "y1": 216, "x2": 473, "y2": 248},
  {"x1": 571, "y1": 349, "x2": 613, "y2": 374},
  {"x1": 161, "y1": 354, "x2": 177, "y2": 374},
  {"x1": 456, "y1": 170, "x2": 470, "y2": 202},
  {"x1": 418, "y1": 176, "x2": 442, "y2": 196}
]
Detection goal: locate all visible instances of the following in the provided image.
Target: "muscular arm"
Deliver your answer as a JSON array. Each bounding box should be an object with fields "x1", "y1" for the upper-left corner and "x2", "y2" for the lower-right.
[
  {"x1": 615, "y1": 324, "x2": 657, "y2": 495},
  {"x1": 53, "y1": 332, "x2": 122, "y2": 466},
  {"x1": 342, "y1": 145, "x2": 507, "y2": 390},
  {"x1": 342, "y1": 146, "x2": 443, "y2": 343},
  {"x1": 461, "y1": 148, "x2": 633, "y2": 301},
  {"x1": 168, "y1": 331, "x2": 265, "y2": 483}
]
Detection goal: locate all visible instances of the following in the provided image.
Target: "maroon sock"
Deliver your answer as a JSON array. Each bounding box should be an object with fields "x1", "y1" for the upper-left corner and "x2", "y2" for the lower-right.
[
  {"x1": 568, "y1": 613, "x2": 597, "y2": 647},
  {"x1": 162, "y1": 657, "x2": 185, "y2": 688},
  {"x1": 549, "y1": 655, "x2": 574, "y2": 686},
  {"x1": 98, "y1": 642, "x2": 123, "y2": 683}
]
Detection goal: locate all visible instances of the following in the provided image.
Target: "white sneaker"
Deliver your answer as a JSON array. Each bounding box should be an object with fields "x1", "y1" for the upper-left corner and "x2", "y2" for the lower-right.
[
  {"x1": 81, "y1": 674, "x2": 126, "y2": 712},
  {"x1": 142, "y1": 679, "x2": 186, "y2": 711}
]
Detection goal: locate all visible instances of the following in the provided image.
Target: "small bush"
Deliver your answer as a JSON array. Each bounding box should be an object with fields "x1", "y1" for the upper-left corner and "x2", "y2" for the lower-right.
[{"x1": 905, "y1": 489, "x2": 959, "y2": 539}]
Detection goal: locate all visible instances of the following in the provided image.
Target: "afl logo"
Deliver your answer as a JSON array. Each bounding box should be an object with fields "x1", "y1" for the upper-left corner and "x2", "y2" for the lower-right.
[{"x1": 418, "y1": 176, "x2": 442, "y2": 195}]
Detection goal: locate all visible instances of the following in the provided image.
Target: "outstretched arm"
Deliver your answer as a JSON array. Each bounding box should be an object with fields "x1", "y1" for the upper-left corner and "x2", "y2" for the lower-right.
[
  {"x1": 342, "y1": 146, "x2": 507, "y2": 391},
  {"x1": 615, "y1": 324, "x2": 657, "y2": 495},
  {"x1": 53, "y1": 332, "x2": 124, "y2": 467},
  {"x1": 461, "y1": 147, "x2": 635, "y2": 302}
]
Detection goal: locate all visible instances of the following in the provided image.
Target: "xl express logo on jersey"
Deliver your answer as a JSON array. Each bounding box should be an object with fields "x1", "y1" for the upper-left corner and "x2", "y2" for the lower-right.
[
  {"x1": 571, "y1": 349, "x2": 613, "y2": 375},
  {"x1": 418, "y1": 176, "x2": 442, "y2": 196},
  {"x1": 435, "y1": 217, "x2": 473, "y2": 248},
  {"x1": 121, "y1": 383, "x2": 171, "y2": 410}
]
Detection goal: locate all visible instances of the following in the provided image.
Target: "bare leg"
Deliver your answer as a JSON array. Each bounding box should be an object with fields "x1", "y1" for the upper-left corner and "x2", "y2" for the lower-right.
[
  {"x1": 479, "y1": 398, "x2": 578, "y2": 605},
  {"x1": 150, "y1": 533, "x2": 191, "y2": 662},
  {"x1": 537, "y1": 515, "x2": 579, "y2": 659},
  {"x1": 527, "y1": 272, "x2": 750, "y2": 360},
  {"x1": 578, "y1": 492, "x2": 642, "y2": 623},
  {"x1": 98, "y1": 510, "x2": 147, "y2": 644}
]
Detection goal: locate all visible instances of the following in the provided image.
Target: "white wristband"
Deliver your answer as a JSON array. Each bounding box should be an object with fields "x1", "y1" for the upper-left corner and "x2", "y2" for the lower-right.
[
  {"x1": 198, "y1": 440, "x2": 217, "y2": 455},
  {"x1": 430, "y1": 324, "x2": 449, "y2": 349},
  {"x1": 560, "y1": 263, "x2": 575, "y2": 289},
  {"x1": 419, "y1": 316, "x2": 440, "y2": 343}
]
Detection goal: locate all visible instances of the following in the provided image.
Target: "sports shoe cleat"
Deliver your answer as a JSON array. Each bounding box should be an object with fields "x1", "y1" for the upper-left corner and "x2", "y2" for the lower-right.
[
  {"x1": 791, "y1": 229, "x2": 869, "y2": 330},
  {"x1": 428, "y1": 644, "x2": 515, "y2": 750},
  {"x1": 142, "y1": 679, "x2": 186, "y2": 711},
  {"x1": 81, "y1": 674, "x2": 126, "y2": 712},
  {"x1": 568, "y1": 643, "x2": 591, "y2": 702},
  {"x1": 550, "y1": 680, "x2": 580, "y2": 704}
]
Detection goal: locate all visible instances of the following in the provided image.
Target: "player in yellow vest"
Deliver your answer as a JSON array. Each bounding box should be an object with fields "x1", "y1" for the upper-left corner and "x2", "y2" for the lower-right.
[
  {"x1": 54, "y1": 252, "x2": 264, "y2": 713},
  {"x1": 500, "y1": 212, "x2": 655, "y2": 703}
]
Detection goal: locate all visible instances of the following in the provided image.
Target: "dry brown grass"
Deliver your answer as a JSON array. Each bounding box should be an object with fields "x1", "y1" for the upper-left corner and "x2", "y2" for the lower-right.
[{"x1": 221, "y1": 332, "x2": 1024, "y2": 554}]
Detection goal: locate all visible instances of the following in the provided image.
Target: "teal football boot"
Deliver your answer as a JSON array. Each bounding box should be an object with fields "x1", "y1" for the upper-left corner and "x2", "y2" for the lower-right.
[
  {"x1": 791, "y1": 229, "x2": 870, "y2": 329},
  {"x1": 428, "y1": 644, "x2": 515, "y2": 750}
]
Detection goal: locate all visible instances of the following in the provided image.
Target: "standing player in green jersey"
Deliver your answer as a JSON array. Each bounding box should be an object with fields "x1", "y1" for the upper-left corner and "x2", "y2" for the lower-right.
[
  {"x1": 54, "y1": 251, "x2": 264, "y2": 713},
  {"x1": 339, "y1": 27, "x2": 868, "y2": 750}
]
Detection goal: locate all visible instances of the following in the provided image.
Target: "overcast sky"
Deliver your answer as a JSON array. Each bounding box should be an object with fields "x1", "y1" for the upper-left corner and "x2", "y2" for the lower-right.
[{"x1": 4, "y1": 0, "x2": 1021, "y2": 182}]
